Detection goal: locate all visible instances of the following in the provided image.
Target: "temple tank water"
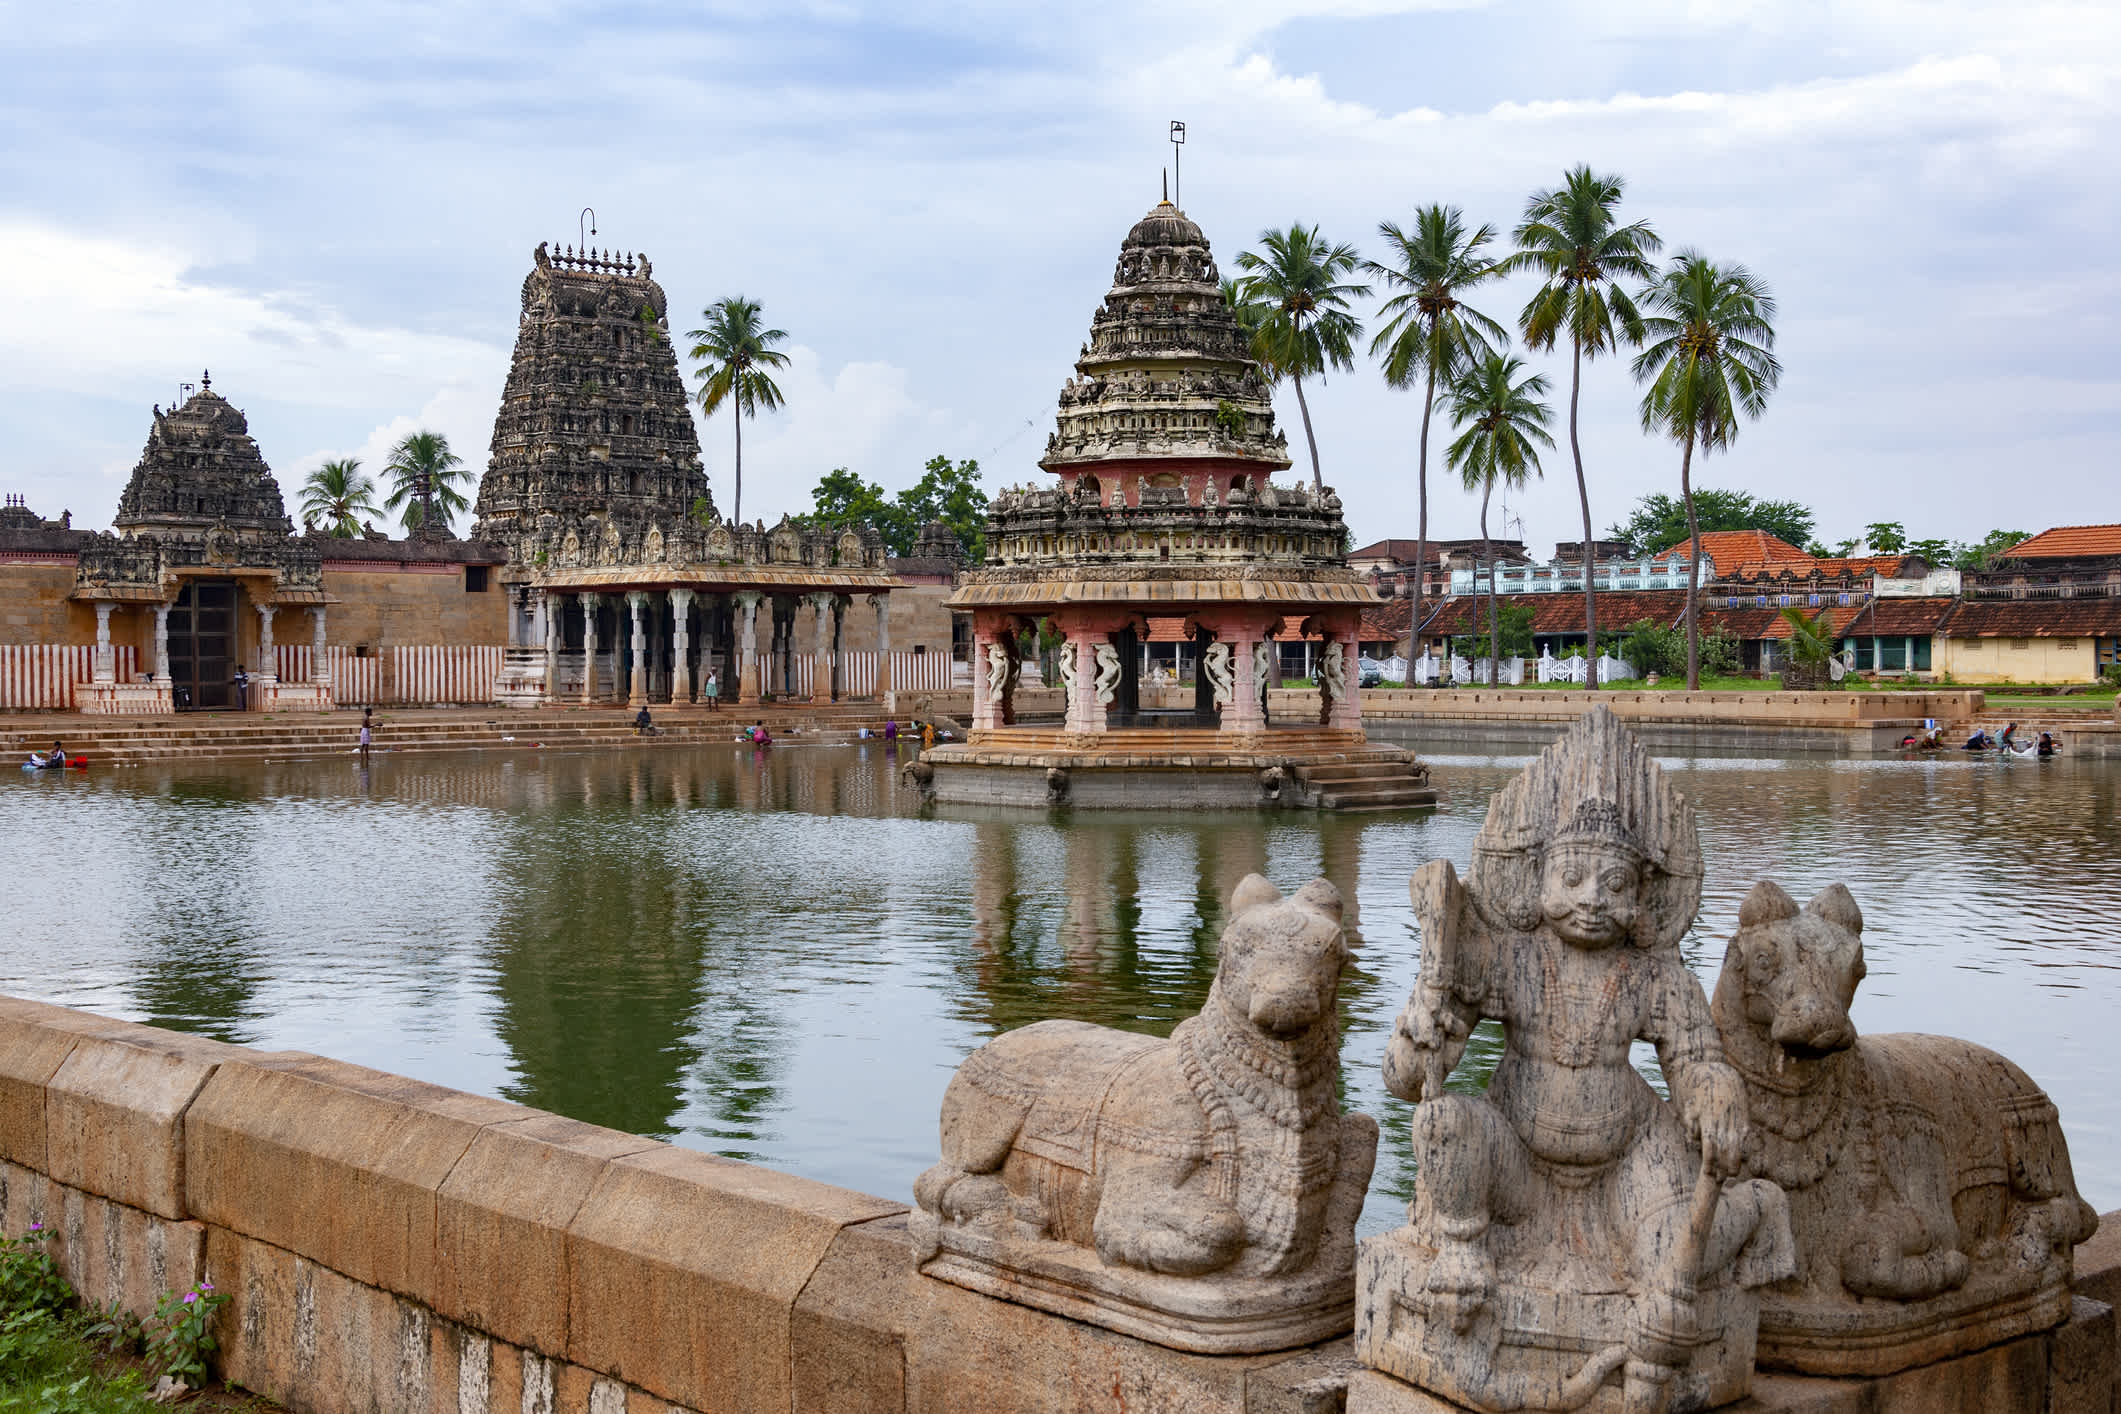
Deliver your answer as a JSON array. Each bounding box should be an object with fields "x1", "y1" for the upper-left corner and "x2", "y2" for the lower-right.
[{"x1": 1, "y1": 742, "x2": 2115, "y2": 1238}]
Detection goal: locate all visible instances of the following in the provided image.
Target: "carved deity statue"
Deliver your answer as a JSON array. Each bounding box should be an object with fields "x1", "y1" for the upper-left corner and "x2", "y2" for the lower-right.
[
  {"x1": 1359, "y1": 707, "x2": 1793, "y2": 1414},
  {"x1": 1318, "y1": 641, "x2": 1346, "y2": 725},
  {"x1": 1093, "y1": 643, "x2": 1123, "y2": 705},
  {"x1": 1711, "y1": 880, "x2": 2098, "y2": 1376},
  {"x1": 912, "y1": 875, "x2": 1377, "y2": 1353},
  {"x1": 1202, "y1": 641, "x2": 1233, "y2": 708}
]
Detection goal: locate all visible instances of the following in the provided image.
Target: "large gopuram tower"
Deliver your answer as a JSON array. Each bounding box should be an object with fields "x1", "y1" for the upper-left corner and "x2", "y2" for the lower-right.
[
  {"x1": 926, "y1": 199, "x2": 1433, "y2": 810},
  {"x1": 472, "y1": 243, "x2": 710, "y2": 558}
]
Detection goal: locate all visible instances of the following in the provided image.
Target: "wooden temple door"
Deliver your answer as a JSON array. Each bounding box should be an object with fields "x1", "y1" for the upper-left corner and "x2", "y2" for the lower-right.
[{"x1": 168, "y1": 580, "x2": 236, "y2": 710}]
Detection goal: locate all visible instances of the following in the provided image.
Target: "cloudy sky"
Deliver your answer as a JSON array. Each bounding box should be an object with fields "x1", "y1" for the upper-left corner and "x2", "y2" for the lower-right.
[{"x1": 5, "y1": 1, "x2": 2114, "y2": 554}]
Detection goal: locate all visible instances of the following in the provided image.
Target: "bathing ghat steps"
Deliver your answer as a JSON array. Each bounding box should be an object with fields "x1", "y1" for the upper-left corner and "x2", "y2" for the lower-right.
[
  {"x1": 1291, "y1": 760, "x2": 1439, "y2": 811},
  {"x1": 0, "y1": 704, "x2": 898, "y2": 766}
]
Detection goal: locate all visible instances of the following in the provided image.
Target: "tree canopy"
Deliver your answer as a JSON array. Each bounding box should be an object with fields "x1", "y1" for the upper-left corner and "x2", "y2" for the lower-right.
[
  {"x1": 1611, "y1": 489, "x2": 1815, "y2": 557},
  {"x1": 795, "y1": 454, "x2": 988, "y2": 560},
  {"x1": 381, "y1": 432, "x2": 470, "y2": 535}
]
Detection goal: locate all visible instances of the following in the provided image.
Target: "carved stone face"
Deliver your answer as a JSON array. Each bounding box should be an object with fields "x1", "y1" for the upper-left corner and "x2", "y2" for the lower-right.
[{"x1": 1539, "y1": 841, "x2": 1643, "y2": 950}]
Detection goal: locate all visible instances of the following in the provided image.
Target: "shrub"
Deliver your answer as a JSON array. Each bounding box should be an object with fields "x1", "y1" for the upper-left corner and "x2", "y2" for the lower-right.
[
  {"x1": 0, "y1": 1227, "x2": 71, "y2": 1317},
  {"x1": 1618, "y1": 619, "x2": 1684, "y2": 679},
  {"x1": 144, "y1": 1282, "x2": 228, "y2": 1385}
]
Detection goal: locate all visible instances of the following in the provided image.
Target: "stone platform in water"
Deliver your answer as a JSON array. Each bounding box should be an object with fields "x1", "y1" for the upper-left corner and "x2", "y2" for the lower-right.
[{"x1": 918, "y1": 726, "x2": 1438, "y2": 809}]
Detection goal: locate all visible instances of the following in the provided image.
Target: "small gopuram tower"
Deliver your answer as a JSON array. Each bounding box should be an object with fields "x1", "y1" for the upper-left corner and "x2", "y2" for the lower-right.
[
  {"x1": 475, "y1": 242, "x2": 900, "y2": 710},
  {"x1": 924, "y1": 198, "x2": 1432, "y2": 809},
  {"x1": 113, "y1": 376, "x2": 295, "y2": 542}
]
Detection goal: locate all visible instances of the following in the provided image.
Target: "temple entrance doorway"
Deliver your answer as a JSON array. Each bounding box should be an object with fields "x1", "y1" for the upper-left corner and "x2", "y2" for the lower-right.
[{"x1": 169, "y1": 579, "x2": 237, "y2": 710}]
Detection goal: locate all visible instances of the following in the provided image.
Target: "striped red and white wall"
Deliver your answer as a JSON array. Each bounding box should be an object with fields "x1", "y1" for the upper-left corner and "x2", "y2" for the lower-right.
[{"x1": 0, "y1": 647, "x2": 140, "y2": 710}]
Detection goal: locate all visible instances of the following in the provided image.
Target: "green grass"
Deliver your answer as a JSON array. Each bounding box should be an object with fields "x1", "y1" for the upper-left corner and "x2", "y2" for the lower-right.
[{"x1": 0, "y1": 1307, "x2": 159, "y2": 1414}]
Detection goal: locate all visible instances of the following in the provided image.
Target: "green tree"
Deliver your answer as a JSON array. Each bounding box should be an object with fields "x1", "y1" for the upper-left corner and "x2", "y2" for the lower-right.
[
  {"x1": 1951, "y1": 529, "x2": 2028, "y2": 571},
  {"x1": 1907, "y1": 537, "x2": 1952, "y2": 565},
  {"x1": 686, "y1": 296, "x2": 790, "y2": 527},
  {"x1": 802, "y1": 467, "x2": 902, "y2": 545},
  {"x1": 299, "y1": 457, "x2": 377, "y2": 538},
  {"x1": 1609, "y1": 489, "x2": 1816, "y2": 557},
  {"x1": 1363, "y1": 204, "x2": 1508, "y2": 674},
  {"x1": 1234, "y1": 224, "x2": 1369, "y2": 490},
  {"x1": 1493, "y1": 601, "x2": 1536, "y2": 660},
  {"x1": 1618, "y1": 617, "x2": 1684, "y2": 678},
  {"x1": 897, "y1": 455, "x2": 988, "y2": 561},
  {"x1": 1634, "y1": 253, "x2": 1781, "y2": 689},
  {"x1": 1220, "y1": 277, "x2": 1273, "y2": 364},
  {"x1": 381, "y1": 432, "x2": 470, "y2": 536},
  {"x1": 1863, "y1": 521, "x2": 1908, "y2": 555},
  {"x1": 1442, "y1": 351, "x2": 1554, "y2": 685},
  {"x1": 1508, "y1": 166, "x2": 1662, "y2": 689}
]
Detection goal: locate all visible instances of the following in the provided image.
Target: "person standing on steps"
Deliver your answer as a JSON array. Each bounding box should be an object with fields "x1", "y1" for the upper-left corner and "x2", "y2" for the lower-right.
[
  {"x1": 358, "y1": 708, "x2": 373, "y2": 761},
  {"x1": 703, "y1": 668, "x2": 720, "y2": 710},
  {"x1": 233, "y1": 664, "x2": 249, "y2": 711}
]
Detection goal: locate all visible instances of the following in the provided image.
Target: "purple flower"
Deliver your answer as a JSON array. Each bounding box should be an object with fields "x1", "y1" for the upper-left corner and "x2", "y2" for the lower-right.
[
  {"x1": 182, "y1": 1292, "x2": 198, "y2": 1304},
  {"x1": 28, "y1": 1222, "x2": 41, "y2": 1231}
]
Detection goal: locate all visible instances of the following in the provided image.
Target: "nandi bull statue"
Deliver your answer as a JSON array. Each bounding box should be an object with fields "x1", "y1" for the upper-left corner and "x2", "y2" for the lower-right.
[
  {"x1": 1711, "y1": 878, "x2": 2098, "y2": 1376},
  {"x1": 1356, "y1": 707, "x2": 1794, "y2": 1414},
  {"x1": 910, "y1": 875, "x2": 1377, "y2": 1354}
]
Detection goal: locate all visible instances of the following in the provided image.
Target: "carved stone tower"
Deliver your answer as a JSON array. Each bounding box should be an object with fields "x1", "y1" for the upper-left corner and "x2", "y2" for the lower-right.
[
  {"x1": 113, "y1": 374, "x2": 293, "y2": 543},
  {"x1": 472, "y1": 244, "x2": 710, "y2": 560},
  {"x1": 1040, "y1": 199, "x2": 1290, "y2": 501}
]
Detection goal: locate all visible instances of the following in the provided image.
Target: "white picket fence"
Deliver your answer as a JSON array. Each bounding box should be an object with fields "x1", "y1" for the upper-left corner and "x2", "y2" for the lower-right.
[
  {"x1": 0, "y1": 646, "x2": 139, "y2": 710},
  {"x1": 1536, "y1": 652, "x2": 1636, "y2": 684},
  {"x1": 834, "y1": 650, "x2": 958, "y2": 696}
]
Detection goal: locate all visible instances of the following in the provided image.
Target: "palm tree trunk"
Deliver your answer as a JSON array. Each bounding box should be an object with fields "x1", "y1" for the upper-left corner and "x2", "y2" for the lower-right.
[
  {"x1": 1569, "y1": 335, "x2": 1599, "y2": 688},
  {"x1": 1411, "y1": 360, "x2": 1435, "y2": 672},
  {"x1": 733, "y1": 409, "x2": 744, "y2": 526},
  {"x1": 1482, "y1": 478, "x2": 1498, "y2": 688},
  {"x1": 1681, "y1": 429, "x2": 1700, "y2": 690},
  {"x1": 1292, "y1": 374, "x2": 1323, "y2": 491}
]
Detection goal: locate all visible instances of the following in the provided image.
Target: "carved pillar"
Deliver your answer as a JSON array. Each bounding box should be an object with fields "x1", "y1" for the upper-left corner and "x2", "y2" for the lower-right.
[
  {"x1": 624, "y1": 591, "x2": 649, "y2": 706},
  {"x1": 544, "y1": 592, "x2": 563, "y2": 699},
  {"x1": 735, "y1": 591, "x2": 762, "y2": 705},
  {"x1": 310, "y1": 607, "x2": 330, "y2": 686},
  {"x1": 254, "y1": 603, "x2": 277, "y2": 685},
  {"x1": 91, "y1": 603, "x2": 115, "y2": 684},
  {"x1": 1330, "y1": 626, "x2": 1364, "y2": 731},
  {"x1": 1224, "y1": 620, "x2": 1267, "y2": 736},
  {"x1": 670, "y1": 588, "x2": 695, "y2": 704},
  {"x1": 970, "y1": 619, "x2": 998, "y2": 731},
  {"x1": 152, "y1": 603, "x2": 171, "y2": 683},
  {"x1": 808, "y1": 593, "x2": 834, "y2": 705},
  {"x1": 580, "y1": 594, "x2": 601, "y2": 704},
  {"x1": 1063, "y1": 623, "x2": 1107, "y2": 736},
  {"x1": 871, "y1": 595, "x2": 892, "y2": 710}
]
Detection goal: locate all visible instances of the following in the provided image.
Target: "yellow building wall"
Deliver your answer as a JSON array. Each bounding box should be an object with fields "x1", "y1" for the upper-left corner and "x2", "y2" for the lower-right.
[
  {"x1": 318, "y1": 565, "x2": 510, "y2": 650},
  {"x1": 0, "y1": 562, "x2": 95, "y2": 646},
  {"x1": 1940, "y1": 635, "x2": 2098, "y2": 683}
]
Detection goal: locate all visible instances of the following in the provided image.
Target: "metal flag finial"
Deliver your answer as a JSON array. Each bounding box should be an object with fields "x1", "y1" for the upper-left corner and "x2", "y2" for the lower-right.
[
  {"x1": 580, "y1": 207, "x2": 597, "y2": 252},
  {"x1": 1169, "y1": 120, "x2": 1185, "y2": 209},
  {"x1": 201, "y1": 368, "x2": 211, "y2": 389}
]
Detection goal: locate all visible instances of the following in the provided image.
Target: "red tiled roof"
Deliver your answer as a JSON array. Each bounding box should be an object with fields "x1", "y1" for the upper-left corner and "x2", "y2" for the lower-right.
[
  {"x1": 1659, "y1": 529, "x2": 1813, "y2": 570},
  {"x1": 1940, "y1": 599, "x2": 2121, "y2": 637},
  {"x1": 1360, "y1": 599, "x2": 1412, "y2": 642},
  {"x1": 1997, "y1": 525, "x2": 2121, "y2": 560},
  {"x1": 1419, "y1": 590, "x2": 1693, "y2": 638},
  {"x1": 1843, "y1": 597, "x2": 1958, "y2": 636},
  {"x1": 1731, "y1": 554, "x2": 1913, "y2": 582}
]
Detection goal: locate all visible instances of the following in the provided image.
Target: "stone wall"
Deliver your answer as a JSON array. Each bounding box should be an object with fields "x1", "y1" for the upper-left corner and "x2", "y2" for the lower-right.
[
  {"x1": 0, "y1": 997, "x2": 1347, "y2": 1414},
  {"x1": 320, "y1": 564, "x2": 509, "y2": 654},
  {"x1": 0, "y1": 560, "x2": 94, "y2": 646}
]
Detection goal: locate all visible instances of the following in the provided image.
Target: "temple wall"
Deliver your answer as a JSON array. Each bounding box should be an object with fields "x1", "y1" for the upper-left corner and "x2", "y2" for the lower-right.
[
  {"x1": 320, "y1": 564, "x2": 509, "y2": 653},
  {"x1": 0, "y1": 996, "x2": 1351, "y2": 1414},
  {"x1": 0, "y1": 560, "x2": 94, "y2": 646}
]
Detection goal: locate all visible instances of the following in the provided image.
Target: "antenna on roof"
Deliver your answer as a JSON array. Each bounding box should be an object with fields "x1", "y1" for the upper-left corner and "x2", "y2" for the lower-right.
[
  {"x1": 580, "y1": 207, "x2": 597, "y2": 250},
  {"x1": 1169, "y1": 120, "x2": 1185, "y2": 208}
]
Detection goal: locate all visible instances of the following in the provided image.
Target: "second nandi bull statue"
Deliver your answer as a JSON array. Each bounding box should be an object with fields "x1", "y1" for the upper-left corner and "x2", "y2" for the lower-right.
[
  {"x1": 1712, "y1": 879, "x2": 2099, "y2": 1376},
  {"x1": 910, "y1": 875, "x2": 1377, "y2": 1353}
]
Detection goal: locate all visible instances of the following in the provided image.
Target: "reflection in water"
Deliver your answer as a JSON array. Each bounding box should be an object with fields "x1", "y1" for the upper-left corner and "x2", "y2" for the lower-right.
[{"x1": 0, "y1": 743, "x2": 2117, "y2": 1236}]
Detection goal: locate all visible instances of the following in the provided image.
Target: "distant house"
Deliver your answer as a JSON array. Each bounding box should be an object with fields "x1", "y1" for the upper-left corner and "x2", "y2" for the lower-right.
[
  {"x1": 1350, "y1": 537, "x2": 1525, "y2": 603},
  {"x1": 1949, "y1": 524, "x2": 2121, "y2": 681}
]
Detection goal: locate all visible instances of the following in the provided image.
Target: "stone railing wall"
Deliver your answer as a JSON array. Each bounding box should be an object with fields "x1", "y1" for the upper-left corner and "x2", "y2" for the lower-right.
[{"x1": 0, "y1": 997, "x2": 1346, "y2": 1414}]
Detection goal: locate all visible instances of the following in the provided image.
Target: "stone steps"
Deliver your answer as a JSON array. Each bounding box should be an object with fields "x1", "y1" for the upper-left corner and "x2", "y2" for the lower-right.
[{"x1": 1292, "y1": 760, "x2": 1438, "y2": 812}]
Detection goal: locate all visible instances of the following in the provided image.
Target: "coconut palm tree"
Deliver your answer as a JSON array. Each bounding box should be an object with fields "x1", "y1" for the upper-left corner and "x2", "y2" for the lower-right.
[
  {"x1": 299, "y1": 457, "x2": 377, "y2": 538},
  {"x1": 1508, "y1": 167, "x2": 1661, "y2": 688},
  {"x1": 1220, "y1": 277, "x2": 1274, "y2": 369},
  {"x1": 1633, "y1": 252, "x2": 1781, "y2": 689},
  {"x1": 1234, "y1": 225, "x2": 1368, "y2": 490},
  {"x1": 1363, "y1": 206, "x2": 1508, "y2": 662},
  {"x1": 1442, "y1": 352, "x2": 1554, "y2": 685},
  {"x1": 381, "y1": 432, "x2": 470, "y2": 536},
  {"x1": 687, "y1": 296, "x2": 790, "y2": 526}
]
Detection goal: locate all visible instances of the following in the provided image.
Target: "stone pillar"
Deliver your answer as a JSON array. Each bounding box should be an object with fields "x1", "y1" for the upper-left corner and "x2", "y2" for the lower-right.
[
  {"x1": 1330, "y1": 626, "x2": 1364, "y2": 731},
  {"x1": 92, "y1": 603, "x2": 115, "y2": 683},
  {"x1": 1064, "y1": 627, "x2": 1107, "y2": 736},
  {"x1": 309, "y1": 607, "x2": 330, "y2": 686},
  {"x1": 544, "y1": 592, "x2": 563, "y2": 700},
  {"x1": 670, "y1": 589, "x2": 695, "y2": 704},
  {"x1": 580, "y1": 594, "x2": 601, "y2": 704},
  {"x1": 970, "y1": 620, "x2": 998, "y2": 731},
  {"x1": 254, "y1": 603, "x2": 277, "y2": 685},
  {"x1": 626, "y1": 591, "x2": 650, "y2": 706},
  {"x1": 152, "y1": 603, "x2": 171, "y2": 683},
  {"x1": 1224, "y1": 621, "x2": 1267, "y2": 736},
  {"x1": 735, "y1": 591, "x2": 763, "y2": 705},
  {"x1": 809, "y1": 593, "x2": 834, "y2": 705},
  {"x1": 871, "y1": 595, "x2": 892, "y2": 710}
]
